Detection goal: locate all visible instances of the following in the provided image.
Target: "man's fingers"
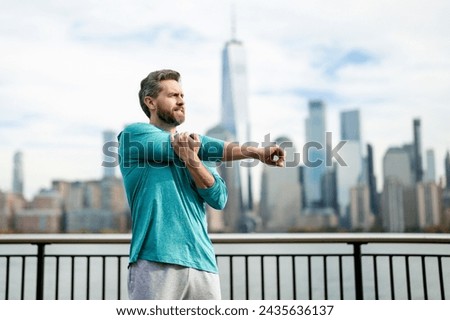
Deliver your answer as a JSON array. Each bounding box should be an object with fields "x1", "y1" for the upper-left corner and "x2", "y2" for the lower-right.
[
  {"x1": 276, "y1": 156, "x2": 285, "y2": 167},
  {"x1": 189, "y1": 133, "x2": 200, "y2": 142},
  {"x1": 187, "y1": 133, "x2": 201, "y2": 152},
  {"x1": 267, "y1": 146, "x2": 285, "y2": 167},
  {"x1": 276, "y1": 148, "x2": 285, "y2": 166}
]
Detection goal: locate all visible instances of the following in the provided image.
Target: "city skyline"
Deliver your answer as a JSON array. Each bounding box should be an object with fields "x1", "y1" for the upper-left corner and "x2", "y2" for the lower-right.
[
  {"x1": 0, "y1": 1, "x2": 449, "y2": 199},
  {"x1": 3, "y1": 112, "x2": 448, "y2": 201},
  {"x1": 1, "y1": 108, "x2": 449, "y2": 202}
]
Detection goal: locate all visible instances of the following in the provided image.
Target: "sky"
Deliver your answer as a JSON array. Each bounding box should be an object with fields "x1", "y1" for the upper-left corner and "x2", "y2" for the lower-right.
[{"x1": 0, "y1": 0, "x2": 449, "y2": 200}]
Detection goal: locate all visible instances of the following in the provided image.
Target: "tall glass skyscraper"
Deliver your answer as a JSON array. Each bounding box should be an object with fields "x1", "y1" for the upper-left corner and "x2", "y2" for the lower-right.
[
  {"x1": 337, "y1": 110, "x2": 363, "y2": 221},
  {"x1": 340, "y1": 110, "x2": 361, "y2": 142},
  {"x1": 446, "y1": 151, "x2": 450, "y2": 190},
  {"x1": 259, "y1": 136, "x2": 301, "y2": 231},
  {"x1": 12, "y1": 151, "x2": 24, "y2": 195},
  {"x1": 413, "y1": 118, "x2": 423, "y2": 183},
  {"x1": 303, "y1": 100, "x2": 326, "y2": 209},
  {"x1": 366, "y1": 144, "x2": 379, "y2": 216},
  {"x1": 220, "y1": 37, "x2": 253, "y2": 230},
  {"x1": 383, "y1": 147, "x2": 414, "y2": 186},
  {"x1": 221, "y1": 39, "x2": 250, "y2": 143},
  {"x1": 424, "y1": 149, "x2": 436, "y2": 182},
  {"x1": 382, "y1": 147, "x2": 413, "y2": 232},
  {"x1": 103, "y1": 130, "x2": 117, "y2": 178}
]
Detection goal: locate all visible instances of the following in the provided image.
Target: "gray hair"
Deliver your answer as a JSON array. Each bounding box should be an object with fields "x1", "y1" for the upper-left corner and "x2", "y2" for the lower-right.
[{"x1": 138, "y1": 69, "x2": 181, "y2": 118}]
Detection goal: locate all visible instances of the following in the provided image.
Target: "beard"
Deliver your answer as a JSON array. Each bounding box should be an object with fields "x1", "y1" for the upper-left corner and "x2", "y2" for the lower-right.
[{"x1": 156, "y1": 107, "x2": 185, "y2": 126}]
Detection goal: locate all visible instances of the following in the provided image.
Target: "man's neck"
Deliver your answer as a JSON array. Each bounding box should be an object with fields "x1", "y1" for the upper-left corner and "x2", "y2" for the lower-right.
[{"x1": 149, "y1": 119, "x2": 177, "y2": 134}]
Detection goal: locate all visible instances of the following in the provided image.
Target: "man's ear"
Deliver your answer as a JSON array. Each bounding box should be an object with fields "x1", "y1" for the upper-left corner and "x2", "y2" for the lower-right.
[{"x1": 144, "y1": 96, "x2": 156, "y2": 112}]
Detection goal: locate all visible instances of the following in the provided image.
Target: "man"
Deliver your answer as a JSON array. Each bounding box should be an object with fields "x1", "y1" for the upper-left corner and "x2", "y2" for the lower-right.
[{"x1": 118, "y1": 69, "x2": 285, "y2": 300}]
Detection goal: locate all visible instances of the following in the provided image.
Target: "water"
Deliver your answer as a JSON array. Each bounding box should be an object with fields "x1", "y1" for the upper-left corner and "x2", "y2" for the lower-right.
[{"x1": 1, "y1": 240, "x2": 449, "y2": 300}]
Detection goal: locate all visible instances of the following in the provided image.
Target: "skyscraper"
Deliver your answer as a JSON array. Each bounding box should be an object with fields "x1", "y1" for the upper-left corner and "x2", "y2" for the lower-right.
[
  {"x1": 337, "y1": 110, "x2": 363, "y2": 223},
  {"x1": 366, "y1": 144, "x2": 379, "y2": 216},
  {"x1": 383, "y1": 147, "x2": 414, "y2": 186},
  {"x1": 303, "y1": 100, "x2": 326, "y2": 209},
  {"x1": 381, "y1": 178, "x2": 405, "y2": 232},
  {"x1": 205, "y1": 124, "x2": 242, "y2": 232},
  {"x1": 382, "y1": 147, "x2": 415, "y2": 232},
  {"x1": 424, "y1": 149, "x2": 436, "y2": 182},
  {"x1": 321, "y1": 164, "x2": 338, "y2": 212},
  {"x1": 350, "y1": 184, "x2": 374, "y2": 231},
  {"x1": 221, "y1": 34, "x2": 253, "y2": 229},
  {"x1": 259, "y1": 136, "x2": 301, "y2": 232},
  {"x1": 103, "y1": 130, "x2": 117, "y2": 178},
  {"x1": 12, "y1": 151, "x2": 24, "y2": 195},
  {"x1": 340, "y1": 110, "x2": 361, "y2": 141},
  {"x1": 413, "y1": 119, "x2": 423, "y2": 183},
  {"x1": 416, "y1": 182, "x2": 440, "y2": 229},
  {"x1": 221, "y1": 39, "x2": 249, "y2": 142},
  {"x1": 442, "y1": 151, "x2": 450, "y2": 228},
  {"x1": 445, "y1": 151, "x2": 450, "y2": 190}
]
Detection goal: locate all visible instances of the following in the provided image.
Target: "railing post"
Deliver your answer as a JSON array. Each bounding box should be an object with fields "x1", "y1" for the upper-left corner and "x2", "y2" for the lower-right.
[
  {"x1": 350, "y1": 242, "x2": 365, "y2": 300},
  {"x1": 35, "y1": 243, "x2": 47, "y2": 300}
]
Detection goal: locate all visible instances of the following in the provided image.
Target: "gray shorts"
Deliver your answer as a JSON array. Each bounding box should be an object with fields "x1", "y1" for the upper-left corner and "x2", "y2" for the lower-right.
[{"x1": 128, "y1": 259, "x2": 221, "y2": 300}]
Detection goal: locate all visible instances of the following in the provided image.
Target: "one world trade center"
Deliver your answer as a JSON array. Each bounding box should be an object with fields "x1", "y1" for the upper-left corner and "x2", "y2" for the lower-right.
[{"x1": 220, "y1": 36, "x2": 255, "y2": 231}]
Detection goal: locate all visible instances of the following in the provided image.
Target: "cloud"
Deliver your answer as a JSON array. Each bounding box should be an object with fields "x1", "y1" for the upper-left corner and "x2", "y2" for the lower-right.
[
  {"x1": 316, "y1": 48, "x2": 378, "y2": 77},
  {"x1": 70, "y1": 22, "x2": 206, "y2": 46},
  {"x1": 256, "y1": 87, "x2": 341, "y2": 106}
]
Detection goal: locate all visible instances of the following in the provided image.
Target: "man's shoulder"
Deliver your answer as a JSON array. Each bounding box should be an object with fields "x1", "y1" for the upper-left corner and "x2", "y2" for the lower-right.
[
  {"x1": 120, "y1": 122, "x2": 164, "y2": 135},
  {"x1": 122, "y1": 122, "x2": 151, "y2": 132},
  {"x1": 118, "y1": 123, "x2": 151, "y2": 142},
  {"x1": 118, "y1": 122, "x2": 170, "y2": 145}
]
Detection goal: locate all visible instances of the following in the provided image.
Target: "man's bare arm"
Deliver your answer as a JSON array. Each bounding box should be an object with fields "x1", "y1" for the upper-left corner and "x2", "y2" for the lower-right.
[{"x1": 222, "y1": 141, "x2": 285, "y2": 167}]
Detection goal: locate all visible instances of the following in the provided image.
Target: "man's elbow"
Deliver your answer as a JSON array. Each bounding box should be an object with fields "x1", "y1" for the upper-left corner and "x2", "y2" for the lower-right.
[{"x1": 209, "y1": 193, "x2": 227, "y2": 210}]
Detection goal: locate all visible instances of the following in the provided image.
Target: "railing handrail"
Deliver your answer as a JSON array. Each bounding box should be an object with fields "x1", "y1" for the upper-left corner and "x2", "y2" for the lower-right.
[{"x1": 1, "y1": 232, "x2": 450, "y2": 245}]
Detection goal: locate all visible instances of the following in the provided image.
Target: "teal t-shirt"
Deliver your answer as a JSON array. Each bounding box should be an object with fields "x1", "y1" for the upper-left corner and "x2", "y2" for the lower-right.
[{"x1": 118, "y1": 123, "x2": 227, "y2": 273}]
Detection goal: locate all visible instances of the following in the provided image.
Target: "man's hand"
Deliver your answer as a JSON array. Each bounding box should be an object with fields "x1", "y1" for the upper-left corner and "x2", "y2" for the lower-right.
[
  {"x1": 171, "y1": 132, "x2": 201, "y2": 165},
  {"x1": 257, "y1": 145, "x2": 285, "y2": 167},
  {"x1": 171, "y1": 132, "x2": 215, "y2": 188}
]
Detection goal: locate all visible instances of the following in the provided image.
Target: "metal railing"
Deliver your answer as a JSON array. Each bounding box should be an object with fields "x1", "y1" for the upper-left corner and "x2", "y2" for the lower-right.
[{"x1": 0, "y1": 233, "x2": 449, "y2": 300}]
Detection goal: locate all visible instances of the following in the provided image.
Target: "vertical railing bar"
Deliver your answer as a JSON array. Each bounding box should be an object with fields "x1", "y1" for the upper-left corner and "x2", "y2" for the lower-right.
[
  {"x1": 71, "y1": 256, "x2": 75, "y2": 300},
  {"x1": 323, "y1": 256, "x2": 328, "y2": 300},
  {"x1": 338, "y1": 256, "x2": 344, "y2": 300},
  {"x1": 117, "y1": 256, "x2": 121, "y2": 300},
  {"x1": 292, "y1": 256, "x2": 297, "y2": 300},
  {"x1": 21, "y1": 256, "x2": 26, "y2": 300},
  {"x1": 55, "y1": 257, "x2": 60, "y2": 300},
  {"x1": 228, "y1": 256, "x2": 233, "y2": 300},
  {"x1": 352, "y1": 242, "x2": 364, "y2": 300},
  {"x1": 261, "y1": 256, "x2": 265, "y2": 300},
  {"x1": 308, "y1": 256, "x2": 312, "y2": 300},
  {"x1": 245, "y1": 256, "x2": 249, "y2": 300},
  {"x1": 405, "y1": 256, "x2": 412, "y2": 300},
  {"x1": 35, "y1": 243, "x2": 47, "y2": 300},
  {"x1": 102, "y1": 256, "x2": 106, "y2": 300},
  {"x1": 276, "y1": 256, "x2": 280, "y2": 300},
  {"x1": 437, "y1": 256, "x2": 445, "y2": 300},
  {"x1": 421, "y1": 256, "x2": 428, "y2": 300},
  {"x1": 373, "y1": 255, "x2": 379, "y2": 300},
  {"x1": 5, "y1": 256, "x2": 10, "y2": 300},
  {"x1": 86, "y1": 256, "x2": 90, "y2": 300},
  {"x1": 389, "y1": 255, "x2": 395, "y2": 300}
]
